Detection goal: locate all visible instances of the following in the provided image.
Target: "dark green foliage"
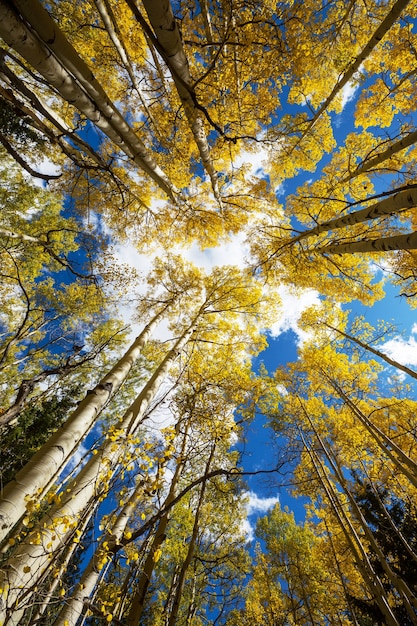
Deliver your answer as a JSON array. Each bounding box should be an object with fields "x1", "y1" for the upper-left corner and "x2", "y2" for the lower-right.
[
  {"x1": 0, "y1": 96, "x2": 43, "y2": 147},
  {"x1": 0, "y1": 389, "x2": 81, "y2": 486},
  {"x1": 348, "y1": 475, "x2": 417, "y2": 625}
]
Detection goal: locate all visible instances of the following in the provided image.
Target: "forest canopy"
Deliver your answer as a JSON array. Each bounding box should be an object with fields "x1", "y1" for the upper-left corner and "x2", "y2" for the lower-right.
[{"x1": 0, "y1": 0, "x2": 417, "y2": 624}]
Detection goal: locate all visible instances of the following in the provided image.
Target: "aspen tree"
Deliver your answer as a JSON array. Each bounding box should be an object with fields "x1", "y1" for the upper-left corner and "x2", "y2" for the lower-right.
[
  {"x1": 301, "y1": 304, "x2": 417, "y2": 382},
  {"x1": 0, "y1": 322, "x2": 196, "y2": 623},
  {"x1": 134, "y1": 0, "x2": 222, "y2": 205},
  {"x1": 0, "y1": 0, "x2": 178, "y2": 200},
  {"x1": 161, "y1": 446, "x2": 215, "y2": 626},
  {"x1": 298, "y1": 431, "x2": 402, "y2": 626},
  {"x1": 305, "y1": 413, "x2": 417, "y2": 624},
  {"x1": 55, "y1": 408, "x2": 189, "y2": 626},
  {"x1": 0, "y1": 265, "x2": 266, "y2": 621},
  {"x1": 317, "y1": 230, "x2": 417, "y2": 254},
  {"x1": 0, "y1": 305, "x2": 168, "y2": 544},
  {"x1": 281, "y1": 187, "x2": 417, "y2": 249}
]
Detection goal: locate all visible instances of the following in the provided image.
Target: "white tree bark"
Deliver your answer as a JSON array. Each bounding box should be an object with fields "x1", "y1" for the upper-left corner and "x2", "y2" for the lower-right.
[
  {"x1": 53, "y1": 480, "x2": 143, "y2": 626},
  {"x1": 0, "y1": 61, "x2": 108, "y2": 168},
  {"x1": 291, "y1": 187, "x2": 417, "y2": 245},
  {"x1": 309, "y1": 0, "x2": 411, "y2": 129},
  {"x1": 139, "y1": 0, "x2": 222, "y2": 205},
  {"x1": 317, "y1": 230, "x2": 417, "y2": 254},
  {"x1": 0, "y1": 320, "x2": 196, "y2": 622},
  {"x1": 342, "y1": 128, "x2": 417, "y2": 182},
  {"x1": 0, "y1": 306, "x2": 167, "y2": 545},
  {"x1": 93, "y1": 0, "x2": 160, "y2": 135},
  {"x1": 0, "y1": 0, "x2": 178, "y2": 200}
]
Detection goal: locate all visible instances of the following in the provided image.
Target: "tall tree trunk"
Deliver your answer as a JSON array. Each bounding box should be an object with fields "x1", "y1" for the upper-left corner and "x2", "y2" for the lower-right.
[
  {"x1": 0, "y1": 320, "x2": 196, "y2": 622},
  {"x1": 125, "y1": 419, "x2": 190, "y2": 625},
  {"x1": 289, "y1": 187, "x2": 417, "y2": 246},
  {"x1": 285, "y1": 0, "x2": 411, "y2": 160},
  {"x1": 0, "y1": 0, "x2": 178, "y2": 200},
  {"x1": 93, "y1": 0, "x2": 160, "y2": 136},
  {"x1": 53, "y1": 479, "x2": 144, "y2": 626},
  {"x1": 317, "y1": 230, "x2": 417, "y2": 254},
  {"x1": 322, "y1": 378, "x2": 417, "y2": 488},
  {"x1": 321, "y1": 320, "x2": 417, "y2": 382},
  {"x1": 59, "y1": 416, "x2": 191, "y2": 626},
  {"x1": 308, "y1": 0, "x2": 411, "y2": 130},
  {"x1": 165, "y1": 446, "x2": 215, "y2": 626},
  {"x1": 307, "y1": 416, "x2": 417, "y2": 623},
  {"x1": 0, "y1": 306, "x2": 168, "y2": 545},
  {"x1": 0, "y1": 59, "x2": 109, "y2": 168},
  {"x1": 298, "y1": 428, "x2": 401, "y2": 626},
  {"x1": 342, "y1": 128, "x2": 417, "y2": 183},
  {"x1": 130, "y1": 0, "x2": 222, "y2": 206},
  {"x1": 30, "y1": 506, "x2": 95, "y2": 625}
]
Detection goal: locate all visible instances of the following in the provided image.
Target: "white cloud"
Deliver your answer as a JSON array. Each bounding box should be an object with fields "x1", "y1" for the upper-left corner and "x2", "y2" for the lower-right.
[
  {"x1": 268, "y1": 285, "x2": 321, "y2": 344},
  {"x1": 231, "y1": 145, "x2": 270, "y2": 179},
  {"x1": 379, "y1": 332, "x2": 417, "y2": 367},
  {"x1": 339, "y1": 79, "x2": 361, "y2": 110},
  {"x1": 30, "y1": 157, "x2": 62, "y2": 188},
  {"x1": 240, "y1": 490, "x2": 280, "y2": 542},
  {"x1": 245, "y1": 491, "x2": 279, "y2": 515},
  {"x1": 184, "y1": 231, "x2": 249, "y2": 271}
]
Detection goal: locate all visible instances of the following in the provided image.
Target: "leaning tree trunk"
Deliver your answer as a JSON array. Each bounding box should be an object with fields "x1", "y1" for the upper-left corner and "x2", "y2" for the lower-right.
[
  {"x1": 93, "y1": 0, "x2": 160, "y2": 136},
  {"x1": 0, "y1": 320, "x2": 196, "y2": 623},
  {"x1": 342, "y1": 127, "x2": 417, "y2": 183},
  {"x1": 322, "y1": 320, "x2": 417, "y2": 382},
  {"x1": 0, "y1": 0, "x2": 178, "y2": 200},
  {"x1": 53, "y1": 479, "x2": 144, "y2": 626},
  {"x1": 165, "y1": 446, "x2": 215, "y2": 626},
  {"x1": 57, "y1": 416, "x2": 191, "y2": 626},
  {"x1": 299, "y1": 428, "x2": 401, "y2": 626},
  {"x1": 125, "y1": 420, "x2": 190, "y2": 625},
  {"x1": 323, "y1": 378, "x2": 417, "y2": 488},
  {"x1": 317, "y1": 230, "x2": 417, "y2": 254},
  {"x1": 309, "y1": 0, "x2": 411, "y2": 130},
  {"x1": 285, "y1": 0, "x2": 411, "y2": 160},
  {"x1": 131, "y1": 0, "x2": 222, "y2": 205},
  {"x1": 0, "y1": 305, "x2": 168, "y2": 545},
  {"x1": 308, "y1": 418, "x2": 417, "y2": 624},
  {"x1": 290, "y1": 187, "x2": 417, "y2": 246}
]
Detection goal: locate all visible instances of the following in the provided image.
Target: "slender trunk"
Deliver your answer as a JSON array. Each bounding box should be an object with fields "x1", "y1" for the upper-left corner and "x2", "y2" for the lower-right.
[
  {"x1": 0, "y1": 306, "x2": 167, "y2": 545},
  {"x1": 93, "y1": 0, "x2": 160, "y2": 136},
  {"x1": 309, "y1": 419, "x2": 417, "y2": 623},
  {"x1": 199, "y1": 0, "x2": 213, "y2": 44},
  {"x1": 53, "y1": 479, "x2": 144, "y2": 626},
  {"x1": 290, "y1": 187, "x2": 417, "y2": 246},
  {"x1": 163, "y1": 565, "x2": 181, "y2": 626},
  {"x1": 342, "y1": 128, "x2": 417, "y2": 183},
  {"x1": 165, "y1": 446, "x2": 215, "y2": 626},
  {"x1": 185, "y1": 571, "x2": 197, "y2": 626},
  {"x1": 0, "y1": 321, "x2": 195, "y2": 621},
  {"x1": 364, "y1": 476, "x2": 417, "y2": 565},
  {"x1": 0, "y1": 0, "x2": 178, "y2": 200},
  {"x1": 322, "y1": 321, "x2": 417, "y2": 382},
  {"x1": 0, "y1": 61, "x2": 108, "y2": 168},
  {"x1": 132, "y1": 0, "x2": 222, "y2": 205},
  {"x1": 317, "y1": 230, "x2": 417, "y2": 254},
  {"x1": 29, "y1": 508, "x2": 94, "y2": 625},
  {"x1": 125, "y1": 420, "x2": 190, "y2": 625},
  {"x1": 324, "y1": 377, "x2": 417, "y2": 488},
  {"x1": 284, "y1": 0, "x2": 411, "y2": 160},
  {"x1": 299, "y1": 428, "x2": 400, "y2": 626},
  {"x1": 308, "y1": 0, "x2": 410, "y2": 130},
  {"x1": 323, "y1": 519, "x2": 362, "y2": 626}
]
